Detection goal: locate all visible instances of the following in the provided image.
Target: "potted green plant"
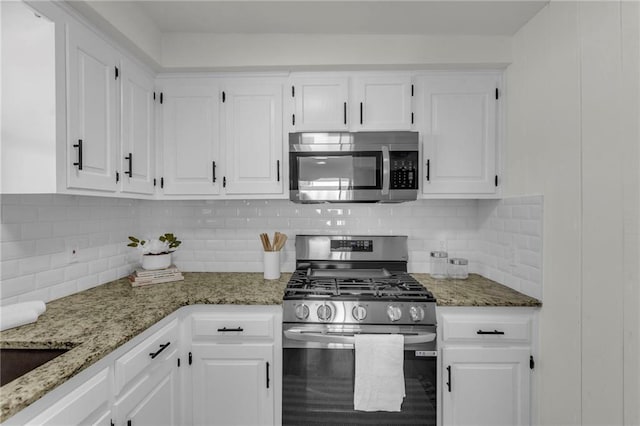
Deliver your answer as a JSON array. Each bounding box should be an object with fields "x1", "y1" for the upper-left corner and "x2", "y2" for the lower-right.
[{"x1": 127, "y1": 233, "x2": 182, "y2": 270}]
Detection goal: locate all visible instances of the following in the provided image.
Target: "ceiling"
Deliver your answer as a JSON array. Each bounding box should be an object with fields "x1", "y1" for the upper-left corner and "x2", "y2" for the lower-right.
[{"x1": 124, "y1": 1, "x2": 548, "y2": 36}]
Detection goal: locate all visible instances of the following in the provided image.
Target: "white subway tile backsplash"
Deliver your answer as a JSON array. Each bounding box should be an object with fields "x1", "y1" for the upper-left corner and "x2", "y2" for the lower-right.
[
  {"x1": 1, "y1": 194, "x2": 543, "y2": 303},
  {"x1": 477, "y1": 195, "x2": 543, "y2": 299},
  {"x1": 1, "y1": 275, "x2": 36, "y2": 298},
  {"x1": 35, "y1": 268, "x2": 65, "y2": 289}
]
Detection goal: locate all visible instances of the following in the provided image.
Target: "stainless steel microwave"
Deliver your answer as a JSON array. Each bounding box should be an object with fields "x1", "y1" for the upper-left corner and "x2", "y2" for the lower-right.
[{"x1": 289, "y1": 132, "x2": 419, "y2": 203}]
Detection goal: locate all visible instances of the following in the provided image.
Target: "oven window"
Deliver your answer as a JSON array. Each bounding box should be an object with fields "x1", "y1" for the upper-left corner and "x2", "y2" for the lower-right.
[
  {"x1": 295, "y1": 152, "x2": 381, "y2": 190},
  {"x1": 283, "y1": 348, "x2": 436, "y2": 425}
]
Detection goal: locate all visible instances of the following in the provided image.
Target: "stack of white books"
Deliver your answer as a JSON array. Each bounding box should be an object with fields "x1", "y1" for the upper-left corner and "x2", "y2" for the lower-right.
[{"x1": 128, "y1": 265, "x2": 184, "y2": 287}]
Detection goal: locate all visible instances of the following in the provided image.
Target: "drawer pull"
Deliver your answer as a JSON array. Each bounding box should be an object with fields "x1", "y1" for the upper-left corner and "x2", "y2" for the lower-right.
[
  {"x1": 446, "y1": 365, "x2": 451, "y2": 392},
  {"x1": 149, "y1": 342, "x2": 171, "y2": 359},
  {"x1": 477, "y1": 329, "x2": 505, "y2": 335},
  {"x1": 217, "y1": 327, "x2": 244, "y2": 332}
]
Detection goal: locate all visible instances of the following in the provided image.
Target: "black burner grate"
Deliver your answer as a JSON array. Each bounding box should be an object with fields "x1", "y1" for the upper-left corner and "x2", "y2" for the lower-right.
[{"x1": 285, "y1": 270, "x2": 434, "y2": 301}]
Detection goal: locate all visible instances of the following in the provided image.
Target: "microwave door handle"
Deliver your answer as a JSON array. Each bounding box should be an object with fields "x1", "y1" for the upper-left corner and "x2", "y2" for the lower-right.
[
  {"x1": 381, "y1": 146, "x2": 390, "y2": 195},
  {"x1": 284, "y1": 329, "x2": 436, "y2": 345}
]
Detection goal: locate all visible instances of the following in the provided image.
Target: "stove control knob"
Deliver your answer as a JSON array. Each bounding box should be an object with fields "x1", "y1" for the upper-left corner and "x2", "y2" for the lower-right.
[
  {"x1": 386, "y1": 304, "x2": 403, "y2": 322},
  {"x1": 317, "y1": 304, "x2": 332, "y2": 321},
  {"x1": 295, "y1": 304, "x2": 310, "y2": 320},
  {"x1": 352, "y1": 305, "x2": 367, "y2": 321},
  {"x1": 409, "y1": 306, "x2": 425, "y2": 322}
]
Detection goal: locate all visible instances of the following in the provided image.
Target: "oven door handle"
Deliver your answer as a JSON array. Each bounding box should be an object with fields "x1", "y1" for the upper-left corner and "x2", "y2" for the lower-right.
[
  {"x1": 284, "y1": 329, "x2": 436, "y2": 345},
  {"x1": 381, "y1": 146, "x2": 390, "y2": 196}
]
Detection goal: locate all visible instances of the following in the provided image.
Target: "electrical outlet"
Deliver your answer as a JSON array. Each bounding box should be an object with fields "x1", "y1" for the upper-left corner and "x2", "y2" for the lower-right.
[{"x1": 69, "y1": 246, "x2": 79, "y2": 264}]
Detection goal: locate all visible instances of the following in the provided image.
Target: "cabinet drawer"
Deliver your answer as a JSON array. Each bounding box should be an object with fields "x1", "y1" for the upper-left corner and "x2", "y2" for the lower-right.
[
  {"x1": 441, "y1": 314, "x2": 531, "y2": 343},
  {"x1": 114, "y1": 318, "x2": 179, "y2": 394},
  {"x1": 191, "y1": 312, "x2": 275, "y2": 340}
]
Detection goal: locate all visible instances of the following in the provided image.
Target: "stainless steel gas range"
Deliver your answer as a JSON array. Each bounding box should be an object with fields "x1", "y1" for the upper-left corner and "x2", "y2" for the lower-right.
[{"x1": 282, "y1": 235, "x2": 437, "y2": 426}]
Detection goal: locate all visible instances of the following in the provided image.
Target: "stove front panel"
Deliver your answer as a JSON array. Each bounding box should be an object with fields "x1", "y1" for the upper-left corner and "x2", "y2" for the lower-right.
[{"x1": 283, "y1": 299, "x2": 436, "y2": 326}]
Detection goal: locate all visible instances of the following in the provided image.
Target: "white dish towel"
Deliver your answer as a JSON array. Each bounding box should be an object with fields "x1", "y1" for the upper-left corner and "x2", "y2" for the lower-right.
[
  {"x1": 353, "y1": 334, "x2": 405, "y2": 412},
  {"x1": 0, "y1": 301, "x2": 46, "y2": 331}
]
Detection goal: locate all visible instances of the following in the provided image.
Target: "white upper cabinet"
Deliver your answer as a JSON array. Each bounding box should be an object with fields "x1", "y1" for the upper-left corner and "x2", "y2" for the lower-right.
[
  {"x1": 220, "y1": 82, "x2": 284, "y2": 195},
  {"x1": 352, "y1": 75, "x2": 413, "y2": 131},
  {"x1": 290, "y1": 76, "x2": 349, "y2": 131},
  {"x1": 159, "y1": 79, "x2": 221, "y2": 195},
  {"x1": 120, "y1": 57, "x2": 155, "y2": 195},
  {"x1": 66, "y1": 18, "x2": 119, "y2": 192},
  {"x1": 417, "y1": 73, "x2": 500, "y2": 195}
]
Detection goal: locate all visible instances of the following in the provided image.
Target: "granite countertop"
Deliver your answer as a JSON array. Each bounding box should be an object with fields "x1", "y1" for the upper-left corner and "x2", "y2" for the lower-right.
[
  {"x1": 413, "y1": 273, "x2": 542, "y2": 307},
  {"x1": 0, "y1": 272, "x2": 290, "y2": 422},
  {"x1": 0, "y1": 271, "x2": 539, "y2": 421}
]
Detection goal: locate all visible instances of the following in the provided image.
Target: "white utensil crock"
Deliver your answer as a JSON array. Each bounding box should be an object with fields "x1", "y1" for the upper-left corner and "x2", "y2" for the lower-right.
[{"x1": 263, "y1": 251, "x2": 281, "y2": 280}]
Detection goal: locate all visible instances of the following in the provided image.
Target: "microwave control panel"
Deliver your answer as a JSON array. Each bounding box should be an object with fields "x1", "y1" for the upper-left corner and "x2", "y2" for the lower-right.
[{"x1": 390, "y1": 152, "x2": 418, "y2": 190}]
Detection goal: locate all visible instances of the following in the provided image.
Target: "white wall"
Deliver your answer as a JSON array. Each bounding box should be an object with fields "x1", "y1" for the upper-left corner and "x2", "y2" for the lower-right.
[
  {"x1": 160, "y1": 33, "x2": 512, "y2": 71},
  {"x1": 1, "y1": 1, "x2": 56, "y2": 193},
  {"x1": 506, "y1": 1, "x2": 639, "y2": 424}
]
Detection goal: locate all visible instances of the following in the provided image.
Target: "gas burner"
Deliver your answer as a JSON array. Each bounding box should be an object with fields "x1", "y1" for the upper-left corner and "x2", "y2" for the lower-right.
[
  {"x1": 284, "y1": 270, "x2": 434, "y2": 301},
  {"x1": 284, "y1": 235, "x2": 437, "y2": 326}
]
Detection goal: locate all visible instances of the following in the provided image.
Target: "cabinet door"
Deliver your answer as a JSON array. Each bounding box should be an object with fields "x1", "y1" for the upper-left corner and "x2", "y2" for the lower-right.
[
  {"x1": 114, "y1": 344, "x2": 180, "y2": 426},
  {"x1": 418, "y1": 74, "x2": 498, "y2": 194},
  {"x1": 121, "y1": 58, "x2": 155, "y2": 195},
  {"x1": 67, "y1": 20, "x2": 119, "y2": 191},
  {"x1": 27, "y1": 367, "x2": 112, "y2": 426},
  {"x1": 291, "y1": 76, "x2": 349, "y2": 131},
  {"x1": 221, "y1": 83, "x2": 283, "y2": 195},
  {"x1": 442, "y1": 346, "x2": 530, "y2": 426},
  {"x1": 352, "y1": 75, "x2": 413, "y2": 130},
  {"x1": 160, "y1": 80, "x2": 220, "y2": 195},
  {"x1": 191, "y1": 343, "x2": 274, "y2": 426}
]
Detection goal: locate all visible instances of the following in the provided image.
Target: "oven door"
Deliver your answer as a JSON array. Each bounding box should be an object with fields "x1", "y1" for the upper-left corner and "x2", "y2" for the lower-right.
[{"x1": 283, "y1": 323, "x2": 437, "y2": 426}]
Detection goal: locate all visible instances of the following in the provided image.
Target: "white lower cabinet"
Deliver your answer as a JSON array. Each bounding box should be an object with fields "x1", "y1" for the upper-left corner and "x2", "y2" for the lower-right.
[
  {"x1": 184, "y1": 305, "x2": 282, "y2": 426},
  {"x1": 191, "y1": 344, "x2": 274, "y2": 426},
  {"x1": 25, "y1": 367, "x2": 112, "y2": 426},
  {"x1": 438, "y1": 308, "x2": 537, "y2": 426},
  {"x1": 113, "y1": 318, "x2": 181, "y2": 426},
  {"x1": 442, "y1": 346, "x2": 530, "y2": 426},
  {"x1": 8, "y1": 305, "x2": 282, "y2": 426},
  {"x1": 113, "y1": 351, "x2": 180, "y2": 426}
]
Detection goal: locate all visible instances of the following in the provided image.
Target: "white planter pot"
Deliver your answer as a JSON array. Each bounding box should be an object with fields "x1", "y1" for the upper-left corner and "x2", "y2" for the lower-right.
[{"x1": 141, "y1": 253, "x2": 172, "y2": 270}]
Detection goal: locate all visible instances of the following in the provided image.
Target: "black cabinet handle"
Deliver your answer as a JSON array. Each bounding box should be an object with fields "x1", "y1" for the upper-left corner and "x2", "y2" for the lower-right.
[
  {"x1": 217, "y1": 327, "x2": 244, "y2": 332},
  {"x1": 266, "y1": 361, "x2": 270, "y2": 389},
  {"x1": 161, "y1": 177, "x2": 164, "y2": 188},
  {"x1": 73, "y1": 139, "x2": 83, "y2": 170},
  {"x1": 149, "y1": 342, "x2": 170, "y2": 359},
  {"x1": 277, "y1": 160, "x2": 280, "y2": 182},
  {"x1": 426, "y1": 159, "x2": 430, "y2": 181},
  {"x1": 343, "y1": 102, "x2": 347, "y2": 125},
  {"x1": 359, "y1": 102, "x2": 363, "y2": 125},
  {"x1": 212, "y1": 161, "x2": 217, "y2": 183},
  {"x1": 223, "y1": 176, "x2": 226, "y2": 188},
  {"x1": 127, "y1": 421, "x2": 132, "y2": 426},
  {"x1": 446, "y1": 365, "x2": 451, "y2": 392},
  {"x1": 477, "y1": 329, "x2": 505, "y2": 335},
  {"x1": 125, "y1": 153, "x2": 132, "y2": 177}
]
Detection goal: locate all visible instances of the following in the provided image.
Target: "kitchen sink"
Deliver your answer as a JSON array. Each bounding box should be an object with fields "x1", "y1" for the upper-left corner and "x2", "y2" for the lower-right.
[{"x1": 0, "y1": 348, "x2": 69, "y2": 387}]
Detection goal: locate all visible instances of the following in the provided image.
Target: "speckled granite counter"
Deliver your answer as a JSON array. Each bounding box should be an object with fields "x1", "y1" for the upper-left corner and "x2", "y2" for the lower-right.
[
  {"x1": 413, "y1": 273, "x2": 542, "y2": 307},
  {"x1": 0, "y1": 272, "x2": 289, "y2": 422},
  {"x1": 0, "y1": 271, "x2": 539, "y2": 421}
]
